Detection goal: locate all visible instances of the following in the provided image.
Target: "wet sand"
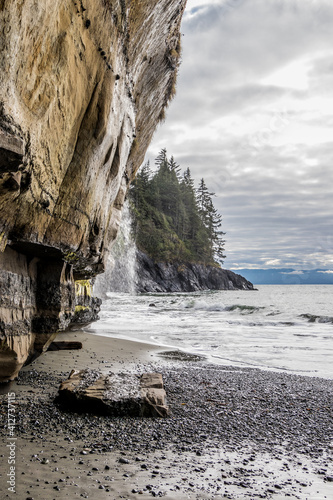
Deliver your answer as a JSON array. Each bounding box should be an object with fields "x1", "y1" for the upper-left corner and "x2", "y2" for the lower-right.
[{"x1": 0, "y1": 330, "x2": 332, "y2": 499}]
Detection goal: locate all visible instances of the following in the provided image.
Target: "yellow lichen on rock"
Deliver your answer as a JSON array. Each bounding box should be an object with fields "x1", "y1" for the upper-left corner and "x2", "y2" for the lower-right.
[
  {"x1": 74, "y1": 305, "x2": 89, "y2": 313},
  {"x1": 75, "y1": 280, "x2": 92, "y2": 298}
]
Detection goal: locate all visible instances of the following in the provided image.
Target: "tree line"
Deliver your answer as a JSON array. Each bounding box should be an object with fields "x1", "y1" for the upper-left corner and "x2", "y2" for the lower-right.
[{"x1": 129, "y1": 148, "x2": 226, "y2": 266}]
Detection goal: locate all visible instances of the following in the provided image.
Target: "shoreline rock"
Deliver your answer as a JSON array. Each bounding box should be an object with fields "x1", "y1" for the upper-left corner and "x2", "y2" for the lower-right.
[
  {"x1": 55, "y1": 369, "x2": 169, "y2": 418},
  {"x1": 136, "y1": 250, "x2": 255, "y2": 293}
]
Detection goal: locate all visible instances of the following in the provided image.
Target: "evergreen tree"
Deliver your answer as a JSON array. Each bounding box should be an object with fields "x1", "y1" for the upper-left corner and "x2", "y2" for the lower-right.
[
  {"x1": 129, "y1": 149, "x2": 226, "y2": 265},
  {"x1": 196, "y1": 178, "x2": 226, "y2": 263},
  {"x1": 180, "y1": 168, "x2": 199, "y2": 241},
  {"x1": 155, "y1": 148, "x2": 168, "y2": 170},
  {"x1": 168, "y1": 155, "x2": 181, "y2": 179}
]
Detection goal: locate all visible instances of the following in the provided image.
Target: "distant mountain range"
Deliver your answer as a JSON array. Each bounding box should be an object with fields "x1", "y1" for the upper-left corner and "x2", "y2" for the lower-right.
[{"x1": 232, "y1": 268, "x2": 333, "y2": 285}]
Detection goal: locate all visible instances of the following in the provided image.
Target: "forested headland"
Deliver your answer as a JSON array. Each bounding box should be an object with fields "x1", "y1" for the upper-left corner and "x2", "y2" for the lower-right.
[{"x1": 130, "y1": 149, "x2": 226, "y2": 266}]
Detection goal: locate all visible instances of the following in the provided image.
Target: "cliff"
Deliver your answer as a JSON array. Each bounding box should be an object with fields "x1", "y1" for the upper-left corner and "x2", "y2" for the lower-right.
[
  {"x1": 136, "y1": 251, "x2": 255, "y2": 293},
  {"x1": 0, "y1": 0, "x2": 187, "y2": 382}
]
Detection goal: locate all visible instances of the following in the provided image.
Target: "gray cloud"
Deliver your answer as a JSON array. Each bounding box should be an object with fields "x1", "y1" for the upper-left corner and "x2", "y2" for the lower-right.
[{"x1": 146, "y1": 0, "x2": 333, "y2": 269}]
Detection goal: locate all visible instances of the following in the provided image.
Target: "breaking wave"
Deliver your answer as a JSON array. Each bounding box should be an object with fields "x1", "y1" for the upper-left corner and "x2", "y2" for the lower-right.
[
  {"x1": 184, "y1": 301, "x2": 264, "y2": 314},
  {"x1": 225, "y1": 304, "x2": 265, "y2": 314},
  {"x1": 300, "y1": 313, "x2": 333, "y2": 324}
]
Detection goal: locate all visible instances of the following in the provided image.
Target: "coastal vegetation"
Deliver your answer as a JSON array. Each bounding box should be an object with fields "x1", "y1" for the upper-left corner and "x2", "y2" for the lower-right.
[{"x1": 130, "y1": 149, "x2": 226, "y2": 265}]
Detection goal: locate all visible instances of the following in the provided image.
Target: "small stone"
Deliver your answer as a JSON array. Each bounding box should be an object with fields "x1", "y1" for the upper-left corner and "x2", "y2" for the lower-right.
[{"x1": 119, "y1": 457, "x2": 129, "y2": 464}]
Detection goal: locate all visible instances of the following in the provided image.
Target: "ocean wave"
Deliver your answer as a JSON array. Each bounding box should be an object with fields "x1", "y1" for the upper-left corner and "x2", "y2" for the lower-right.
[
  {"x1": 225, "y1": 304, "x2": 265, "y2": 314},
  {"x1": 247, "y1": 321, "x2": 295, "y2": 327},
  {"x1": 300, "y1": 313, "x2": 333, "y2": 324},
  {"x1": 184, "y1": 300, "x2": 226, "y2": 312},
  {"x1": 184, "y1": 300, "x2": 267, "y2": 314}
]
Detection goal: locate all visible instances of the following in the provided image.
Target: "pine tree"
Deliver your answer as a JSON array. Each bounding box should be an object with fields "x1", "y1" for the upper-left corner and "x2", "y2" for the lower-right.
[
  {"x1": 181, "y1": 167, "x2": 199, "y2": 241},
  {"x1": 168, "y1": 156, "x2": 181, "y2": 179},
  {"x1": 155, "y1": 148, "x2": 168, "y2": 170},
  {"x1": 196, "y1": 178, "x2": 226, "y2": 263},
  {"x1": 129, "y1": 150, "x2": 226, "y2": 265}
]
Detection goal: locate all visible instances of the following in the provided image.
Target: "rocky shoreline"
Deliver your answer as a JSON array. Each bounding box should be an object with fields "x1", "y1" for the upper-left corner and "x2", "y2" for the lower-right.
[
  {"x1": 136, "y1": 250, "x2": 255, "y2": 293},
  {"x1": 0, "y1": 332, "x2": 332, "y2": 499}
]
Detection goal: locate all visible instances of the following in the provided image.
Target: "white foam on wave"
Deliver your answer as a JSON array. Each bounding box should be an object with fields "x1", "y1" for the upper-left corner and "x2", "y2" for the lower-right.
[{"x1": 184, "y1": 299, "x2": 226, "y2": 312}]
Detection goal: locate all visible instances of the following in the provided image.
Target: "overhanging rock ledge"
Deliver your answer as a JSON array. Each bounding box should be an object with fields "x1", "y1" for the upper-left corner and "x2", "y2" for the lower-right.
[{"x1": 0, "y1": 0, "x2": 187, "y2": 382}]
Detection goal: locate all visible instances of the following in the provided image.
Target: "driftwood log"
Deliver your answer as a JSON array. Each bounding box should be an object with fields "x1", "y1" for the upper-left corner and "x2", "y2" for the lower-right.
[{"x1": 47, "y1": 341, "x2": 83, "y2": 351}]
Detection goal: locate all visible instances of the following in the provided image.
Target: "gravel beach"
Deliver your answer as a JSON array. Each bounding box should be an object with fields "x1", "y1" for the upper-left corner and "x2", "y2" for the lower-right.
[{"x1": 0, "y1": 330, "x2": 332, "y2": 499}]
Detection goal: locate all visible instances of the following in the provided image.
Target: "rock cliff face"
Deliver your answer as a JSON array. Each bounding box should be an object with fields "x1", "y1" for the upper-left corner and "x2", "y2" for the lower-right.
[
  {"x1": 136, "y1": 251, "x2": 255, "y2": 293},
  {"x1": 0, "y1": 0, "x2": 187, "y2": 382}
]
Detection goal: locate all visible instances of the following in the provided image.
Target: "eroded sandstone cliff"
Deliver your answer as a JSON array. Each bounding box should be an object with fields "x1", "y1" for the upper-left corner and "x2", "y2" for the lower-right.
[{"x1": 0, "y1": 0, "x2": 187, "y2": 381}]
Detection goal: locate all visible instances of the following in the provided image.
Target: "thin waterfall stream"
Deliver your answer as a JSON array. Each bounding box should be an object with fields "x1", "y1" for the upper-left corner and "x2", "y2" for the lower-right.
[{"x1": 94, "y1": 201, "x2": 137, "y2": 296}]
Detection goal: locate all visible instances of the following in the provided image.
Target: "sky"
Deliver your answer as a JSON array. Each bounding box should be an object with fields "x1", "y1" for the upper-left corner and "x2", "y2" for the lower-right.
[{"x1": 145, "y1": 0, "x2": 333, "y2": 271}]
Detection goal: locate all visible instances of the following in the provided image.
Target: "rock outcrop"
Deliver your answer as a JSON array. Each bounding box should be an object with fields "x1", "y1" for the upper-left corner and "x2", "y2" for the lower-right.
[
  {"x1": 73, "y1": 280, "x2": 102, "y2": 324},
  {"x1": 0, "y1": 0, "x2": 187, "y2": 381},
  {"x1": 136, "y1": 250, "x2": 255, "y2": 293}
]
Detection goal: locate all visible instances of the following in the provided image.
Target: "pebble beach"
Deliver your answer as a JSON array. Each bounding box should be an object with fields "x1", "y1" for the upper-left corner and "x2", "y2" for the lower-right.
[{"x1": 0, "y1": 330, "x2": 332, "y2": 499}]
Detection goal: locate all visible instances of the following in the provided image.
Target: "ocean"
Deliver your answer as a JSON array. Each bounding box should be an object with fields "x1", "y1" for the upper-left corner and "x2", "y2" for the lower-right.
[{"x1": 89, "y1": 285, "x2": 333, "y2": 380}]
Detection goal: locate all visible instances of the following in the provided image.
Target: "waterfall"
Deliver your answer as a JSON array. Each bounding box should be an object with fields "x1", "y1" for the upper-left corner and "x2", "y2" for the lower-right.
[{"x1": 94, "y1": 201, "x2": 137, "y2": 296}]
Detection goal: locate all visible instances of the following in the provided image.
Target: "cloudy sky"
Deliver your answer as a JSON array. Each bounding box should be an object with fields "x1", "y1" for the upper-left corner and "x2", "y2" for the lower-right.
[{"x1": 145, "y1": 0, "x2": 333, "y2": 270}]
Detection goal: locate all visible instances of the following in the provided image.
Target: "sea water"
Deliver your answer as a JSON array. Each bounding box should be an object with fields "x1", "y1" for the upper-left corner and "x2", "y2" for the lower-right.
[{"x1": 88, "y1": 285, "x2": 333, "y2": 380}]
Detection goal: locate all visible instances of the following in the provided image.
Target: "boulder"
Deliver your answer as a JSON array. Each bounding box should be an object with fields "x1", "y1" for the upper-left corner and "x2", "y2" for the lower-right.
[{"x1": 55, "y1": 369, "x2": 169, "y2": 418}]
